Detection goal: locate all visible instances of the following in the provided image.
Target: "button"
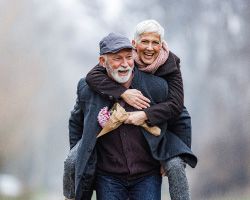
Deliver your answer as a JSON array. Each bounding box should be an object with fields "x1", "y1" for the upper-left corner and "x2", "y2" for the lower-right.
[{"x1": 109, "y1": 95, "x2": 113, "y2": 100}]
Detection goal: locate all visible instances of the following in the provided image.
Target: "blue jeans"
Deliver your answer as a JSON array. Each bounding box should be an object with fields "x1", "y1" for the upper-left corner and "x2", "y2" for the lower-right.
[{"x1": 96, "y1": 174, "x2": 162, "y2": 200}]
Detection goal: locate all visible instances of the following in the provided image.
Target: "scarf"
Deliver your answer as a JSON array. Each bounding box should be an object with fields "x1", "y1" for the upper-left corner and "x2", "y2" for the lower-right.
[{"x1": 133, "y1": 41, "x2": 170, "y2": 74}]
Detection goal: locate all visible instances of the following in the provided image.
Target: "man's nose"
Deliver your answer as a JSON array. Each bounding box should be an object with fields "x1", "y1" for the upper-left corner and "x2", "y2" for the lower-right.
[{"x1": 121, "y1": 58, "x2": 130, "y2": 67}]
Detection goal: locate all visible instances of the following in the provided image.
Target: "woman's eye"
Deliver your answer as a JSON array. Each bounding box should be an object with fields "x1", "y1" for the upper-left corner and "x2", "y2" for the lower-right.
[{"x1": 153, "y1": 41, "x2": 160, "y2": 45}]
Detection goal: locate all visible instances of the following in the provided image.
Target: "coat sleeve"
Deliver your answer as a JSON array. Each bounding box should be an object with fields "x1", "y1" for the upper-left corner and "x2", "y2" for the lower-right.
[
  {"x1": 68, "y1": 80, "x2": 84, "y2": 149},
  {"x1": 85, "y1": 64, "x2": 127, "y2": 100},
  {"x1": 144, "y1": 57, "x2": 184, "y2": 125}
]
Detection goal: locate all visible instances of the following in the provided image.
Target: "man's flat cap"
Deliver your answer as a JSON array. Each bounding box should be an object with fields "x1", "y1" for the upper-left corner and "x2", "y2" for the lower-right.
[{"x1": 99, "y1": 33, "x2": 132, "y2": 55}]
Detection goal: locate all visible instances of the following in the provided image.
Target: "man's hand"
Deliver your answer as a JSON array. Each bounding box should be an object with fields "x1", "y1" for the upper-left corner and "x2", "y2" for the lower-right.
[
  {"x1": 124, "y1": 111, "x2": 148, "y2": 126},
  {"x1": 121, "y1": 89, "x2": 151, "y2": 110}
]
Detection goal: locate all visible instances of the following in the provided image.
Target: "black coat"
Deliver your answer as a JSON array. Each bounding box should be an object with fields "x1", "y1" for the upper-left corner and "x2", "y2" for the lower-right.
[{"x1": 69, "y1": 68, "x2": 197, "y2": 200}]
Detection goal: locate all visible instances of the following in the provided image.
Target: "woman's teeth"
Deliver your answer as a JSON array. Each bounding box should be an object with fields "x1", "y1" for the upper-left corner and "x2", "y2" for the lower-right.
[{"x1": 144, "y1": 52, "x2": 154, "y2": 57}]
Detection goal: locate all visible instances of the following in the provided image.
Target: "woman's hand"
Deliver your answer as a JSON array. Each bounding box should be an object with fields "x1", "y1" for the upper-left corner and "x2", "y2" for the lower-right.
[
  {"x1": 121, "y1": 89, "x2": 151, "y2": 109},
  {"x1": 124, "y1": 111, "x2": 148, "y2": 126}
]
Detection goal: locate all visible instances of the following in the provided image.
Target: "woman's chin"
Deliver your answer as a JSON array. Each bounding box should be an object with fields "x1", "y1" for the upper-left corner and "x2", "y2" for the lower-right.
[{"x1": 141, "y1": 57, "x2": 154, "y2": 65}]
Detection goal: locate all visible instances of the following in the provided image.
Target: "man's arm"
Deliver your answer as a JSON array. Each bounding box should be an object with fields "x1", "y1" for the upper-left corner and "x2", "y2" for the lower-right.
[{"x1": 69, "y1": 81, "x2": 84, "y2": 149}]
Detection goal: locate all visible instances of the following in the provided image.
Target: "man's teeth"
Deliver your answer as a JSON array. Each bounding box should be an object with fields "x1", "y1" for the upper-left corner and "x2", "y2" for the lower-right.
[{"x1": 118, "y1": 70, "x2": 128, "y2": 73}]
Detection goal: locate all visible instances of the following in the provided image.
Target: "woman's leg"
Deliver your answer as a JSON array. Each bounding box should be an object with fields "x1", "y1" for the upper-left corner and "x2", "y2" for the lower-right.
[
  {"x1": 166, "y1": 156, "x2": 190, "y2": 200},
  {"x1": 63, "y1": 142, "x2": 80, "y2": 200}
]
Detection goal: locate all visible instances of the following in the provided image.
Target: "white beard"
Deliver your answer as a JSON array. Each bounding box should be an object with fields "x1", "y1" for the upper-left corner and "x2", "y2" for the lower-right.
[{"x1": 106, "y1": 65, "x2": 133, "y2": 84}]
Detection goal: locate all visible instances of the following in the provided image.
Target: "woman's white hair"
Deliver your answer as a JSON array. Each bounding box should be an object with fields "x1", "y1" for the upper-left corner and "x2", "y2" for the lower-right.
[{"x1": 134, "y1": 19, "x2": 165, "y2": 42}]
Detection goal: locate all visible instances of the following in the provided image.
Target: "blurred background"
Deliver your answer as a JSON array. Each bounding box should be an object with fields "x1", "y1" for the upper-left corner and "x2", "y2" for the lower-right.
[{"x1": 0, "y1": 0, "x2": 250, "y2": 199}]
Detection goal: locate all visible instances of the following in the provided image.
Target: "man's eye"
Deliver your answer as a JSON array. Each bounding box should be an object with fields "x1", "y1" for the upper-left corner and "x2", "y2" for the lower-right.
[{"x1": 141, "y1": 40, "x2": 149, "y2": 44}]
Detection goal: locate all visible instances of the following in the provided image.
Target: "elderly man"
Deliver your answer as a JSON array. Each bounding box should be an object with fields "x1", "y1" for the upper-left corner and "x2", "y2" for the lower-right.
[
  {"x1": 65, "y1": 33, "x2": 196, "y2": 200},
  {"x1": 67, "y1": 33, "x2": 163, "y2": 200}
]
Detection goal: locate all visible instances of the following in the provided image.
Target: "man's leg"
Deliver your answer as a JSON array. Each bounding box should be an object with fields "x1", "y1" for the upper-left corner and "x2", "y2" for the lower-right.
[
  {"x1": 96, "y1": 174, "x2": 128, "y2": 200},
  {"x1": 129, "y1": 175, "x2": 162, "y2": 200},
  {"x1": 166, "y1": 156, "x2": 190, "y2": 200}
]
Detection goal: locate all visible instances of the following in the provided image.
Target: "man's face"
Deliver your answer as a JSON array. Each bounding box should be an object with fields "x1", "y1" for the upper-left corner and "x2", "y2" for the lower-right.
[
  {"x1": 102, "y1": 49, "x2": 134, "y2": 84},
  {"x1": 133, "y1": 32, "x2": 162, "y2": 65}
]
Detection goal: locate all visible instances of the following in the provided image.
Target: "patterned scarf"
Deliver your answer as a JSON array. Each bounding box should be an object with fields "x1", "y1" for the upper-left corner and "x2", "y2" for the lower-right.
[{"x1": 133, "y1": 41, "x2": 170, "y2": 74}]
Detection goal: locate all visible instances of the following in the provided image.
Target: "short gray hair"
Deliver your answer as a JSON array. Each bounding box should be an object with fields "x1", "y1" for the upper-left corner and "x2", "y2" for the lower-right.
[{"x1": 134, "y1": 19, "x2": 165, "y2": 42}]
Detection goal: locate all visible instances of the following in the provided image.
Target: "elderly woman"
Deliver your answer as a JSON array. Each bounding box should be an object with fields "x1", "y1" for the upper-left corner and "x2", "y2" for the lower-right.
[{"x1": 64, "y1": 20, "x2": 197, "y2": 200}]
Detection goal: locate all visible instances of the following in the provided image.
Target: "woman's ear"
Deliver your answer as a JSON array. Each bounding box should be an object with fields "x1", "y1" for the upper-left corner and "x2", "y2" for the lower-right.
[{"x1": 132, "y1": 40, "x2": 136, "y2": 49}]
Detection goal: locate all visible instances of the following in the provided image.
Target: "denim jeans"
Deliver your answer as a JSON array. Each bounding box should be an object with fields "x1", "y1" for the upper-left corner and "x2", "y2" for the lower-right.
[{"x1": 95, "y1": 174, "x2": 162, "y2": 200}]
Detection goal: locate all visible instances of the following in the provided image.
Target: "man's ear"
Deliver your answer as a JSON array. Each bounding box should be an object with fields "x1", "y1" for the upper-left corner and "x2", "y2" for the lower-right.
[
  {"x1": 132, "y1": 40, "x2": 136, "y2": 49},
  {"x1": 99, "y1": 56, "x2": 106, "y2": 67}
]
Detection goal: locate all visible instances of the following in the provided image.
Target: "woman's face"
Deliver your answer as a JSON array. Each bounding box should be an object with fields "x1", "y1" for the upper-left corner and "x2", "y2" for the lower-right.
[{"x1": 133, "y1": 32, "x2": 162, "y2": 65}]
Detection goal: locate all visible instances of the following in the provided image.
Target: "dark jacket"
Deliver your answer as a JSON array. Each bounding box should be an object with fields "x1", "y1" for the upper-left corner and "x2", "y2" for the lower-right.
[{"x1": 69, "y1": 68, "x2": 197, "y2": 200}]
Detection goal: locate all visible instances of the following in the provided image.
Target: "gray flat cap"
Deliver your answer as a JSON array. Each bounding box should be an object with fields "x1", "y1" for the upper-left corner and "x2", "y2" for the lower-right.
[{"x1": 99, "y1": 32, "x2": 132, "y2": 55}]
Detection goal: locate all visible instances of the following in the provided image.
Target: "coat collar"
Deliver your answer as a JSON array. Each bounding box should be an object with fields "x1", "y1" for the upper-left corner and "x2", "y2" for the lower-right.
[{"x1": 153, "y1": 51, "x2": 180, "y2": 76}]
